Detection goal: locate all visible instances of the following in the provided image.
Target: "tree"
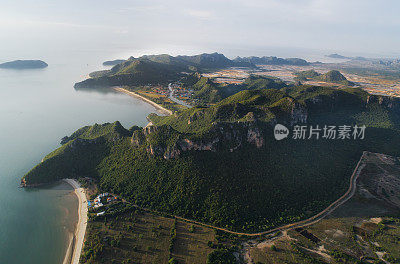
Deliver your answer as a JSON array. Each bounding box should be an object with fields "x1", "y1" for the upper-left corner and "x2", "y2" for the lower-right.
[{"x1": 206, "y1": 249, "x2": 236, "y2": 264}]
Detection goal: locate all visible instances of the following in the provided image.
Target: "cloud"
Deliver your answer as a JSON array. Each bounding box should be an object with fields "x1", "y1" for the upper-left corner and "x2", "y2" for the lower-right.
[
  {"x1": 1, "y1": 0, "x2": 400, "y2": 55},
  {"x1": 117, "y1": 4, "x2": 164, "y2": 13},
  {"x1": 184, "y1": 9, "x2": 214, "y2": 20},
  {"x1": 0, "y1": 17, "x2": 115, "y2": 31}
]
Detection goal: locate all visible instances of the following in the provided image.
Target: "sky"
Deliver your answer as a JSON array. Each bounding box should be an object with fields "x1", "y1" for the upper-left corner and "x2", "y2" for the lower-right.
[{"x1": 0, "y1": 0, "x2": 399, "y2": 60}]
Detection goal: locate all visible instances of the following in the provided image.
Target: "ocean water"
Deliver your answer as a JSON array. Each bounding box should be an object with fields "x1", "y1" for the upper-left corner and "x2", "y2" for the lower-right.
[
  {"x1": 0, "y1": 50, "x2": 160, "y2": 264},
  {"x1": 0, "y1": 46, "x2": 350, "y2": 263}
]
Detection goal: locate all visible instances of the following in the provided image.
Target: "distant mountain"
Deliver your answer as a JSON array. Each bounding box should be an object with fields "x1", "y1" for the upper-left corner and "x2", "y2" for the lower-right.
[
  {"x1": 233, "y1": 56, "x2": 309, "y2": 66},
  {"x1": 318, "y1": 70, "x2": 348, "y2": 82},
  {"x1": 295, "y1": 69, "x2": 354, "y2": 86},
  {"x1": 294, "y1": 69, "x2": 320, "y2": 81},
  {"x1": 325, "y1": 53, "x2": 352, "y2": 59},
  {"x1": 103, "y1": 59, "x2": 126, "y2": 66},
  {"x1": 75, "y1": 53, "x2": 253, "y2": 89},
  {"x1": 75, "y1": 58, "x2": 183, "y2": 88},
  {"x1": 0, "y1": 60, "x2": 48, "y2": 69},
  {"x1": 176, "y1": 52, "x2": 234, "y2": 69}
]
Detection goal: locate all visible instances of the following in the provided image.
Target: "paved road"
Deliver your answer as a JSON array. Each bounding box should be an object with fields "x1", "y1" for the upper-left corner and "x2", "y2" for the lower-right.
[{"x1": 168, "y1": 83, "x2": 192, "y2": 108}]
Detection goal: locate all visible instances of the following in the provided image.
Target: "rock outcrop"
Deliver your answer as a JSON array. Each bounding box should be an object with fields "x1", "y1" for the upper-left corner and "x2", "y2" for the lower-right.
[{"x1": 133, "y1": 122, "x2": 267, "y2": 159}]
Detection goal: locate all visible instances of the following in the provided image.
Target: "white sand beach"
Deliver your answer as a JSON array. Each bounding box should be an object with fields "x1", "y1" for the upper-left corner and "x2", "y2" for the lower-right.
[
  {"x1": 113, "y1": 87, "x2": 173, "y2": 116},
  {"x1": 63, "y1": 179, "x2": 88, "y2": 264}
]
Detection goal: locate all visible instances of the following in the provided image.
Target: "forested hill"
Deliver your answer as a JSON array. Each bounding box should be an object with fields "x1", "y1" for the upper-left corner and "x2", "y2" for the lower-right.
[
  {"x1": 233, "y1": 56, "x2": 309, "y2": 66},
  {"x1": 181, "y1": 73, "x2": 287, "y2": 104},
  {"x1": 23, "y1": 85, "x2": 400, "y2": 232},
  {"x1": 295, "y1": 69, "x2": 355, "y2": 86},
  {"x1": 74, "y1": 53, "x2": 254, "y2": 89}
]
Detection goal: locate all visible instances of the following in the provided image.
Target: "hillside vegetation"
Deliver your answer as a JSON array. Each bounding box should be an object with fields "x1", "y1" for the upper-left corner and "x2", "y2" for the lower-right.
[
  {"x1": 23, "y1": 85, "x2": 400, "y2": 232},
  {"x1": 75, "y1": 53, "x2": 249, "y2": 89},
  {"x1": 295, "y1": 70, "x2": 354, "y2": 86},
  {"x1": 182, "y1": 73, "x2": 287, "y2": 104},
  {"x1": 233, "y1": 56, "x2": 309, "y2": 66}
]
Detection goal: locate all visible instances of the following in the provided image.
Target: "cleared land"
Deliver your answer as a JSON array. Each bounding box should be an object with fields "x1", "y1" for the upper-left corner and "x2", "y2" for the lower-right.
[
  {"x1": 80, "y1": 209, "x2": 219, "y2": 264},
  {"x1": 247, "y1": 152, "x2": 400, "y2": 264}
]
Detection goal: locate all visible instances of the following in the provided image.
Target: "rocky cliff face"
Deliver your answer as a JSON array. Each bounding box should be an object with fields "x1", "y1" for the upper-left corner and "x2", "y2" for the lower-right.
[
  {"x1": 366, "y1": 95, "x2": 400, "y2": 111},
  {"x1": 132, "y1": 90, "x2": 400, "y2": 160},
  {"x1": 290, "y1": 102, "x2": 308, "y2": 125},
  {"x1": 132, "y1": 121, "x2": 267, "y2": 159}
]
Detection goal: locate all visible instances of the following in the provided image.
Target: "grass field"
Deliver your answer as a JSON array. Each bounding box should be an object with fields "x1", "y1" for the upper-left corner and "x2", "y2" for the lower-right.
[
  {"x1": 83, "y1": 210, "x2": 173, "y2": 263},
  {"x1": 172, "y1": 221, "x2": 216, "y2": 263},
  {"x1": 81, "y1": 208, "x2": 220, "y2": 264}
]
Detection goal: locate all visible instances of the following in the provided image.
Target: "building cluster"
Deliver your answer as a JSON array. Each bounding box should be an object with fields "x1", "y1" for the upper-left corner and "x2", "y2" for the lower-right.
[
  {"x1": 170, "y1": 83, "x2": 192, "y2": 100},
  {"x1": 143, "y1": 85, "x2": 169, "y2": 96},
  {"x1": 88, "y1": 192, "x2": 118, "y2": 209}
]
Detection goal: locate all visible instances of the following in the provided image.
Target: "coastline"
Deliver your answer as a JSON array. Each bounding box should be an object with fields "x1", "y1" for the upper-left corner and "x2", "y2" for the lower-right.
[
  {"x1": 113, "y1": 87, "x2": 173, "y2": 116},
  {"x1": 63, "y1": 179, "x2": 88, "y2": 264},
  {"x1": 60, "y1": 87, "x2": 170, "y2": 264}
]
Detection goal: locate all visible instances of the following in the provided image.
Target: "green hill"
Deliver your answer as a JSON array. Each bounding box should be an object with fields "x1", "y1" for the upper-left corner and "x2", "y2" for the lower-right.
[
  {"x1": 295, "y1": 70, "x2": 354, "y2": 86},
  {"x1": 234, "y1": 56, "x2": 309, "y2": 66},
  {"x1": 23, "y1": 86, "x2": 400, "y2": 232},
  {"x1": 75, "y1": 53, "x2": 258, "y2": 89},
  {"x1": 184, "y1": 74, "x2": 287, "y2": 105},
  {"x1": 74, "y1": 59, "x2": 184, "y2": 88},
  {"x1": 176, "y1": 52, "x2": 233, "y2": 69},
  {"x1": 242, "y1": 75, "x2": 287, "y2": 90},
  {"x1": 294, "y1": 69, "x2": 321, "y2": 81},
  {"x1": 317, "y1": 70, "x2": 354, "y2": 85}
]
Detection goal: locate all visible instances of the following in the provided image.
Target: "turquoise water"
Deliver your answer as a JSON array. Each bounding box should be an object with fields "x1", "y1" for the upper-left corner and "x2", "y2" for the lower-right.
[{"x1": 0, "y1": 51, "x2": 159, "y2": 263}]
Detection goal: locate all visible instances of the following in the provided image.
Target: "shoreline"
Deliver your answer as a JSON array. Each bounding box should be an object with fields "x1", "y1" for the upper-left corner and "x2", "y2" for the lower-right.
[
  {"x1": 113, "y1": 87, "x2": 173, "y2": 116},
  {"x1": 63, "y1": 179, "x2": 88, "y2": 264}
]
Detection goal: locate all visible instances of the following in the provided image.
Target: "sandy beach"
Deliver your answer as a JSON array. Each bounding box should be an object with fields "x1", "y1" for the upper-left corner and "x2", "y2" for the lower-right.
[
  {"x1": 63, "y1": 179, "x2": 88, "y2": 264},
  {"x1": 113, "y1": 87, "x2": 173, "y2": 116}
]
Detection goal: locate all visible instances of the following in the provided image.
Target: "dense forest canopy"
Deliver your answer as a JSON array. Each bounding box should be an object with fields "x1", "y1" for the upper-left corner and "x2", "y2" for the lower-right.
[{"x1": 24, "y1": 85, "x2": 400, "y2": 232}]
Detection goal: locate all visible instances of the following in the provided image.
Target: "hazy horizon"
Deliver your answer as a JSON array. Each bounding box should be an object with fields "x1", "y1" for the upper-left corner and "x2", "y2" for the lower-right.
[{"x1": 1, "y1": 0, "x2": 400, "y2": 61}]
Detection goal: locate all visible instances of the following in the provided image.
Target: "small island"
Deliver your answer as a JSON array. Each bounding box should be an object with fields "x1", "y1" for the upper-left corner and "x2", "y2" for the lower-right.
[{"x1": 0, "y1": 60, "x2": 48, "y2": 69}]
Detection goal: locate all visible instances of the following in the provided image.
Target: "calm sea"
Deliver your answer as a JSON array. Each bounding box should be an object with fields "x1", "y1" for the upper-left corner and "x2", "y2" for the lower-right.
[{"x1": 0, "y1": 50, "x2": 159, "y2": 264}]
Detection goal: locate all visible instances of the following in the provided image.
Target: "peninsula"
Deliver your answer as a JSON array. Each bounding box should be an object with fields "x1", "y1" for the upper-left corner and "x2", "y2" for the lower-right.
[{"x1": 22, "y1": 52, "x2": 400, "y2": 263}]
